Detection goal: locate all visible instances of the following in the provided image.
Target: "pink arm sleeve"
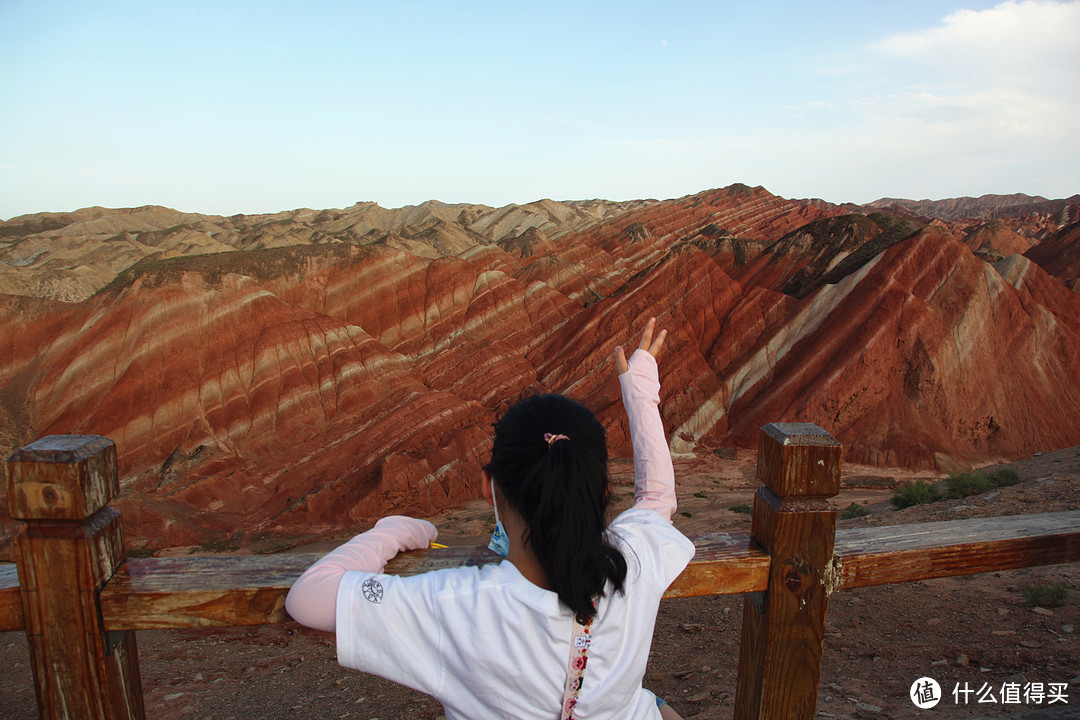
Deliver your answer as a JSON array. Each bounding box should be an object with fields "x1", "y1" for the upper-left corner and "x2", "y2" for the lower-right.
[
  {"x1": 618, "y1": 349, "x2": 677, "y2": 520},
  {"x1": 284, "y1": 516, "x2": 437, "y2": 632}
]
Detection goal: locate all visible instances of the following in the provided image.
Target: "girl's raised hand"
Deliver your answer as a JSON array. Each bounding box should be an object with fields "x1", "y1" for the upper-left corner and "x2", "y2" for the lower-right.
[{"x1": 615, "y1": 317, "x2": 667, "y2": 375}]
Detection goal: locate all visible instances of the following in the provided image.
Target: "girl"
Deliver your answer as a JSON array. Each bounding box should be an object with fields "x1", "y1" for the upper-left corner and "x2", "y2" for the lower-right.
[{"x1": 286, "y1": 318, "x2": 695, "y2": 719}]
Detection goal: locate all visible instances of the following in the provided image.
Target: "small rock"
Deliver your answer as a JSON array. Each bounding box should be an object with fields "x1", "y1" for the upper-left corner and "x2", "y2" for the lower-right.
[
  {"x1": 1019, "y1": 639, "x2": 1044, "y2": 648},
  {"x1": 957, "y1": 653, "x2": 970, "y2": 667},
  {"x1": 854, "y1": 701, "x2": 883, "y2": 717},
  {"x1": 192, "y1": 673, "x2": 204, "y2": 682},
  {"x1": 930, "y1": 659, "x2": 948, "y2": 667},
  {"x1": 164, "y1": 692, "x2": 185, "y2": 701},
  {"x1": 992, "y1": 630, "x2": 1016, "y2": 636},
  {"x1": 687, "y1": 691, "x2": 711, "y2": 702},
  {"x1": 997, "y1": 607, "x2": 1010, "y2": 616},
  {"x1": 828, "y1": 683, "x2": 844, "y2": 692},
  {"x1": 1033, "y1": 607, "x2": 1055, "y2": 616},
  {"x1": 680, "y1": 623, "x2": 705, "y2": 633},
  {"x1": 926, "y1": 617, "x2": 941, "y2": 626},
  {"x1": 1061, "y1": 624, "x2": 1074, "y2": 633}
]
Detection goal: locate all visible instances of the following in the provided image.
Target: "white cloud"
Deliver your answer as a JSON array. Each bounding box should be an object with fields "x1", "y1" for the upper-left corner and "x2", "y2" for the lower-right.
[
  {"x1": 797, "y1": 1, "x2": 1080, "y2": 201},
  {"x1": 873, "y1": 0, "x2": 1080, "y2": 93},
  {"x1": 874, "y1": 3, "x2": 1079, "y2": 147}
]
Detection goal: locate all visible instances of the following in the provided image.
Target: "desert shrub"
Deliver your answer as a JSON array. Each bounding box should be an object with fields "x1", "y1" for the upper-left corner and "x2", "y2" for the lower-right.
[
  {"x1": 729, "y1": 504, "x2": 753, "y2": 514},
  {"x1": 945, "y1": 468, "x2": 1021, "y2": 498},
  {"x1": 190, "y1": 539, "x2": 240, "y2": 554},
  {"x1": 1023, "y1": 581, "x2": 1068, "y2": 608},
  {"x1": 990, "y1": 468, "x2": 1020, "y2": 486},
  {"x1": 945, "y1": 471, "x2": 995, "y2": 498},
  {"x1": 840, "y1": 503, "x2": 869, "y2": 519},
  {"x1": 890, "y1": 480, "x2": 942, "y2": 509}
]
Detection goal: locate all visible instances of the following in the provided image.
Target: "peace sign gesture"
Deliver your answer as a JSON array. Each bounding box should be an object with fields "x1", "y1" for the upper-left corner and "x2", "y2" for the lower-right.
[{"x1": 614, "y1": 317, "x2": 667, "y2": 376}]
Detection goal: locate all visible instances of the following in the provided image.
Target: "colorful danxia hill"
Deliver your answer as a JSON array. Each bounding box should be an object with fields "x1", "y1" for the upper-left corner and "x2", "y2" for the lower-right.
[{"x1": 2, "y1": 185, "x2": 1079, "y2": 552}]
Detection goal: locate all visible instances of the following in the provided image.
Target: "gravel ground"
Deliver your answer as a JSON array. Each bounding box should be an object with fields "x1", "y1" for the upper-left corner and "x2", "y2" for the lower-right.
[{"x1": 2, "y1": 447, "x2": 1077, "y2": 719}]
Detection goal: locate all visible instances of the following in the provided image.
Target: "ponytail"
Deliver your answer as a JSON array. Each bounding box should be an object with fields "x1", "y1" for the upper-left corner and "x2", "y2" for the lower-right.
[{"x1": 485, "y1": 394, "x2": 627, "y2": 620}]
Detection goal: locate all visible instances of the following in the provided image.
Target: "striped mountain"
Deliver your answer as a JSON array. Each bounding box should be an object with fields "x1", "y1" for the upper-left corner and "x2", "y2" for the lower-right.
[{"x1": 1, "y1": 185, "x2": 1078, "y2": 552}]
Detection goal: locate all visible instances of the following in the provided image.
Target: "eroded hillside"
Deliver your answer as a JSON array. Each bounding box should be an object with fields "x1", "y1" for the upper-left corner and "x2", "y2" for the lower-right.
[{"x1": 2, "y1": 185, "x2": 1079, "y2": 552}]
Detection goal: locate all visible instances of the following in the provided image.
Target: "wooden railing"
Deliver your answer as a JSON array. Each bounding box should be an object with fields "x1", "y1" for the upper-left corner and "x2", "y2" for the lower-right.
[{"x1": 2, "y1": 425, "x2": 1078, "y2": 719}]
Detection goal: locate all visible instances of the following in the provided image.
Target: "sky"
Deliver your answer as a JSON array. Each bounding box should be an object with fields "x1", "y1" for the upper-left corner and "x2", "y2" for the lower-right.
[{"x1": 1, "y1": 0, "x2": 1078, "y2": 219}]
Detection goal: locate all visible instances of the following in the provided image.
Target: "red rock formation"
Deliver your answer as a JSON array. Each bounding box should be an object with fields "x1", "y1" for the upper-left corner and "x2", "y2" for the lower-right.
[
  {"x1": 962, "y1": 220, "x2": 1034, "y2": 259},
  {"x1": 711, "y1": 228, "x2": 1080, "y2": 468},
  {"x1": 1024, "y1": 220, "x2": 1080, "y2": 293},
  {"x1": 3, "y1": 185, "x2": 1080, "y2": 553}
]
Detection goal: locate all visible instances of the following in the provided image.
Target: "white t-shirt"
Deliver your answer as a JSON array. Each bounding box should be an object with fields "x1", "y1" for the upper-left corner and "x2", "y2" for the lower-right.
[{"x1": 336, "y1": 507, "x2": 695, "y2": 720}]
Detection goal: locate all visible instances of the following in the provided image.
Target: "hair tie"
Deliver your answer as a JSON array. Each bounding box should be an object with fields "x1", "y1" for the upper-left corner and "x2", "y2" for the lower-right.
[{"x1": 544, "y1": 432, "x2": 570, "y2": 446}]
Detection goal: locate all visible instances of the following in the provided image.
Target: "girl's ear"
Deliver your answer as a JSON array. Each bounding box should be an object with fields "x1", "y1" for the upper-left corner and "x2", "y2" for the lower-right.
[{"x1": 481, "y1": 468, "x2": 495, "y2": 506}]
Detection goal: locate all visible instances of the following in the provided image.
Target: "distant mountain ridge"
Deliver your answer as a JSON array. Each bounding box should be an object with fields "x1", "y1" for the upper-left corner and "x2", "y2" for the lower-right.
[
  {"x1": 863, "y1": 192, "x2": 1080, "y2": 224},
  {"x1": 0, "y1": 198, "x2": 654, "y2": 302},
  {"x1": 864, "y1": 193, "x2": 1048, "y2": 218},
  {"x1": 2, "y1": 184, "x2": 1079, "y2": 553}
]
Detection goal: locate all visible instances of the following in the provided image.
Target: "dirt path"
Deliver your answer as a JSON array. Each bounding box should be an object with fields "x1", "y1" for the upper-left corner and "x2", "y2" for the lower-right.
[{"x1": 2, "y1": 448, "x2": 1077, "y2": 719}]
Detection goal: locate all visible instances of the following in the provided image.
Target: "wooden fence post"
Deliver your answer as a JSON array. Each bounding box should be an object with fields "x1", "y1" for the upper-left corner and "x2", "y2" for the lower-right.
[
  {"x1": 5, "y1": 435, "x2": 144, "y2": 720},
  {"x1": 733, "y1": 423, "x2": 842, "y2": 720}
]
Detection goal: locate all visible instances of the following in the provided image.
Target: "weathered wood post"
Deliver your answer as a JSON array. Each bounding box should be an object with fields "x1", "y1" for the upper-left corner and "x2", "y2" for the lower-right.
[
  {"x1": 4, "y1": 435, "x2": 144, "y2": 720},
  {"x1": 733, "y1": 423, "x2": 842, "y2": 720}
]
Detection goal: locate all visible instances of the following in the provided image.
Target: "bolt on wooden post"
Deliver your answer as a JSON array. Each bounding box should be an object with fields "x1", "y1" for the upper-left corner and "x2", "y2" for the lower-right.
[
  {"x1": 5, "y1": 435, "x2": 144, "y2": 720},
  {"x1": 734, "y1": 423, "x2": 842, "y2": 720}
]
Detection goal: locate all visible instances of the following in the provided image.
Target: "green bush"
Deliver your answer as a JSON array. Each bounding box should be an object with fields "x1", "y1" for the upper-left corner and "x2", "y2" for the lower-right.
[
  {"x1": 840, "y1": 503, "x2": 869, "y2": 519},
  {"x1": 1023, "y1": 581, "x2": 1068, "y2": 608},
  {"x1": 944, "y1": 468, "x2": 1021, "y2": 498},
  {"x1": 890, "y1": 480, "x2": 942, "y2": 509},
  {"x1": 729, "y1": 504, "x2": 753, "y2": 514},
  {"x1": 190, "y1": 539, "x2": 240, "y2": 554},
  {"x1": 945, "y1": 471, "x2": 995, "y2": 498},
  {"x1": 991, "y1": 468, "x2": 1020, "y2": 486}
]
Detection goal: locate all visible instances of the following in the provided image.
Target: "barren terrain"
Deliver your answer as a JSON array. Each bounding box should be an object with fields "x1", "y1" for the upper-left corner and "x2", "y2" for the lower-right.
[{"x1": 2, "y1": 447, "x2": 1077, "y2": 720}]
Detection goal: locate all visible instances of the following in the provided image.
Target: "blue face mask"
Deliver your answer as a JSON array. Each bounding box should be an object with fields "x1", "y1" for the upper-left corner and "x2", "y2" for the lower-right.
[{"x1": 488, "y1": 477, "x2": 511, "y2": 558}]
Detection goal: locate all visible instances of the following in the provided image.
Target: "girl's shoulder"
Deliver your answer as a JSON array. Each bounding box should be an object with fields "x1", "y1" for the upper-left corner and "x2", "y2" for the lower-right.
[{"x1": 609, "y1": 507, "x2": 695, "y2": 555}]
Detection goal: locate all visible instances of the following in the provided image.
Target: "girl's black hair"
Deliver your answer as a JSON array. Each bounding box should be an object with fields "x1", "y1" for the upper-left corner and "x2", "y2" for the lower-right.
[{"x1": 485, "y1": 393, "x2": 627, "y2": 620}]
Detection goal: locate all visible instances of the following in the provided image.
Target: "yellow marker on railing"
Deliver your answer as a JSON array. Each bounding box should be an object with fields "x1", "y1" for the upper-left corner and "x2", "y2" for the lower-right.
[{"x1": 429, "y1": 542, "x2": 448, "y2": 549}]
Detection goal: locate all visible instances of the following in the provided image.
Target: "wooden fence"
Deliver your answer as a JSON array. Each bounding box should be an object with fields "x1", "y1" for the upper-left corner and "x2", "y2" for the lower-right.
[{"x1": 2, "y1": 424, "x2": 1078, "y2": 719}]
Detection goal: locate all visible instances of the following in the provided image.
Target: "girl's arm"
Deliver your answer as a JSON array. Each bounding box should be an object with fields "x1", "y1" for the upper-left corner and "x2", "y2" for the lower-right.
[
  {"x1": 615, "y1": 318, "x2": 677, "y2": 521},
  {"x1": 285, "y1": 516, "x2": 437, "y2": 632}
]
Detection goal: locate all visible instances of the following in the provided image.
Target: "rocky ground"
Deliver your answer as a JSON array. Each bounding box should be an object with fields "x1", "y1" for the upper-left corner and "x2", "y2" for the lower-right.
[{"x1": 1, "y1": 447, "x2": 1077, "y2": 720}]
